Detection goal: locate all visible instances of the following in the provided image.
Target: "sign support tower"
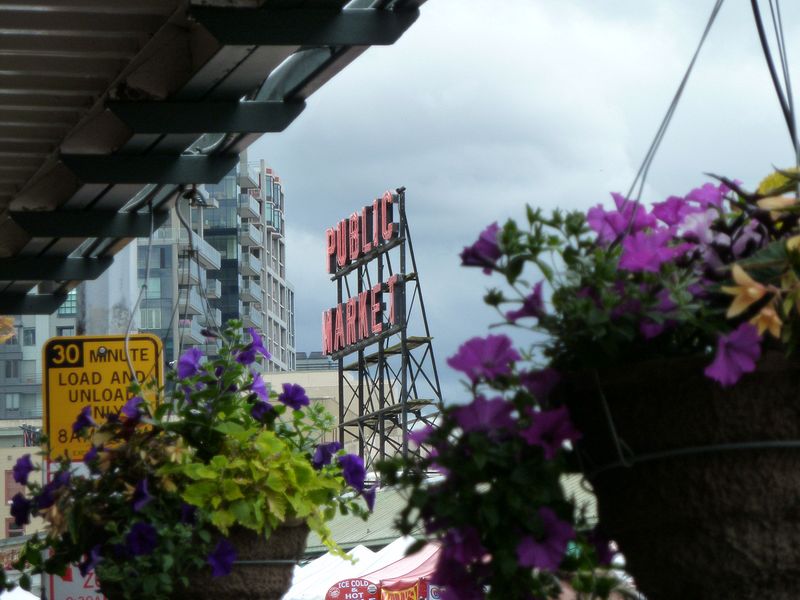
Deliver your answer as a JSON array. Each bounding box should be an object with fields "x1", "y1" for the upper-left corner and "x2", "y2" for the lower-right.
[{"x1": 327, "y1": 188, "x2": 442, "y2": 476}]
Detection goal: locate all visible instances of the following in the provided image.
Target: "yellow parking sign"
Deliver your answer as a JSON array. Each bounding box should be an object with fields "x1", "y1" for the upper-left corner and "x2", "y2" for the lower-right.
[{"x1": 43, "y1": 334, "x2": 163, "y2": 460}]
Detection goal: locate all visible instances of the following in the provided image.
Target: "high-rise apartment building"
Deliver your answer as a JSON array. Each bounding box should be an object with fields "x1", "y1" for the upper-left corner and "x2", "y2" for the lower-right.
[
  {"x1": 203, "y1": 156, "x2": 295, "y2": 371},
  {"x1": 137, "y1": 152, "x2": 295, "y2": 371}
]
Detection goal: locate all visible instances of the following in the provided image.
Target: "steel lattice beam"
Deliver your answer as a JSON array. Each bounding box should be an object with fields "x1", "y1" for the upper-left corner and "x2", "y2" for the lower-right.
[
  {"x1": 0, "y1": 256, "x2": 113, "y2": 280},
  {"x1": 0, "y1": 293, "x2": 66, "y2": 314}
]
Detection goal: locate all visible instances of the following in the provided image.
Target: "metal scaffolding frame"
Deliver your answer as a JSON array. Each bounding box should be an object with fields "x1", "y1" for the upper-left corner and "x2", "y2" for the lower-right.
[{"x1": 330, "y1": 189, "x2": 442, "y2": 476}]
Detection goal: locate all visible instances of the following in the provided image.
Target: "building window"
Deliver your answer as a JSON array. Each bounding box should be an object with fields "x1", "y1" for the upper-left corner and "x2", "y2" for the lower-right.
[
  {"x1": 57, "y1": 289, "x2": 77, "y2": 316},
  {"x1": 140, "y1": 308, "x2": 162, "y2": 330},
  {"x1": 22, "y1": 328, "x2": 35, "y2": 346},
  {"x1": 144, "y1": 277, "x2": 162, "y2": 299},
  {"x1": 56, "y1": 326, "x2": 74, "y2": 337},
  {"x1": 4, "y1": 360, "x2": 19, "y2": 379},
  {"x1": 5, "y1": 394, "x2": 20, "y2": 411}
]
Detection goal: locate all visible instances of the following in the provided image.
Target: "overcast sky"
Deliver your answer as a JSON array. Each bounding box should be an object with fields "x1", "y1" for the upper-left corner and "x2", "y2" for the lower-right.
[{"x1": 250, "y1": 0, "x2": 800, "y2": 402}]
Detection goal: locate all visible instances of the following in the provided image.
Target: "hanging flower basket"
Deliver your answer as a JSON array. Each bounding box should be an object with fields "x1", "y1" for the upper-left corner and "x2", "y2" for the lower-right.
[
  {"x1": 561, "y1": 352, "x2": 800, "y2": 599},
  {"x1": 182, "y1": 521, "x2": 309, "y2": 600}
]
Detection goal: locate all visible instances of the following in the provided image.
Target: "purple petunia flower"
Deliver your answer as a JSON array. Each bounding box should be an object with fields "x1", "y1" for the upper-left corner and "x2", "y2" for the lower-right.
[
  {"x1": 83, "y1": 445, "x2": 100, "y2": 465},
  {"x1": 704, "y1": 323, "x2": 762, "y2": 387},
  {"x1": 278, "y1": 383, "x2": 310, "y2": 411},
  {"x1": 10, "y1": 493, "x2": 31, "y2": 527},
  {"x1": 72, "y1": 406, "x2": 96, "y2": 434},
  {"x1": 519, "y1": 406, "x2": 581, "y2": 460},
  {"x1": 249, "y1": 372, "x2": 269, "y2": 402},
  {"x1": 338, "y1": 454, "x2": 366, "y2": 492},
  {"x1": 236, "y1": 328, "x2": 272, "y2": 365},
  {"x1": 132, "y1": 479, "x2": 152, "y2": 512},
  {"x1": 13, "y1": 454, "x2": 34, "y2": 485},
  {"x1": 312, "y1": 441, "x2": 342, "y2": 470},
  {"x1": 250, "y1": 400, "x2": 273, "y2": 422},
  {"x1": 652, "y1": 195, "x2": 700, "y2": 226},
  {"x1": 640, "y1": 321, "x2": 666, "y2": 339},
  {"x1": 447, "y1": 334, "x2": 520, "y2": 383},
  {"x1": 442, "y1": 527, "x2": 486, "y2": 565},
  {"x1": 619, "y1": 229, "x2": 692, "y2": 273},
  {"x1": 506, "y1": 281, "x2": 545, "y2": 322},
  {"x1": 177, "y1": 347, "x2": 203, "y2": 379},
  {"x1": 516, "y1": 507, "x2": 575, "y2": 571},
  {"x1": 453, "y1": 396, "x2": 515, "y2": 433},
  {"x1": 208, "y1": 538, "x2": 237, "y2": 578},
  {"x1": 460, "y1": 222, "x2": 502, "y2": 275},
  {"x1": 79, "y1": 545, "x2": 102, "y2": 578},
  {"x1": 125, "y1": 522, "x2": 158, "y2": 556},
  {"x1": 519, "y1": 368, "x2": 561, "y2": 400},
  {"x1": 121, "y1": 396, "x2": 144, "y2": 421},
  {"x1": 179, "y1": 503, "x2": 197, "y2": 525},
  {"x1": 362, "y1": 486, "x2": 377, "y2": 512}
]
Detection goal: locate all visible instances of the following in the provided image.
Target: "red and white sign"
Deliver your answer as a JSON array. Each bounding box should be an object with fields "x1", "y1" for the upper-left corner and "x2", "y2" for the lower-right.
[
  {"x1": 325, "y1": 578, "x2": 379, "y2": 600},
  {"x1": 49, "y1": 564, "x2": 106, "y2": 600}
]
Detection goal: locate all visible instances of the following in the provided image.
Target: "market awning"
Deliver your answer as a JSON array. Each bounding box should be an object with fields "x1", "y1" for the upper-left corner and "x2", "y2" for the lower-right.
[{"x1": 0, "y1": 0, "x2": 424, "y2": 314}]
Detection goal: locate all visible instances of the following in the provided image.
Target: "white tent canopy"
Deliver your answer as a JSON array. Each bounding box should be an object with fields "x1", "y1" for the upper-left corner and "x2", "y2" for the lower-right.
[
  {"x1": 0, "y1": 588, "x2": 38, "y2": 600},
  {"x1": 283, "y1": 537, "x2": 417, "y2": 600}
]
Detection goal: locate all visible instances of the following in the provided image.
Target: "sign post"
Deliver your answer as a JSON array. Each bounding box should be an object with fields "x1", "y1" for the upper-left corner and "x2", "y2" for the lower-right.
[{"x1": 42, "y1": 333, "x2": 162, "y2": 600}]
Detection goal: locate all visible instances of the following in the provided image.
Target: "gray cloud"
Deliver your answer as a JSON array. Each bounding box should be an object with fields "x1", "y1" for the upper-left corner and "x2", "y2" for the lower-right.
[{"x1": 251, "y1": 0, "x2": 800, "y2": 402}]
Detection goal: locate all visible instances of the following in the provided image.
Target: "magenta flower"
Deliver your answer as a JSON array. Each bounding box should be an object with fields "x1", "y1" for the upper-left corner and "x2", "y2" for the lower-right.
[
  {"x1": 121, "y1": 396, "x2": 144, "y2": 421},
  {"x1": 454, "y1": 396, "x2": 514, "y2": 433},
  {"x1": 519, "y1": 368, "x2": 560, "y2": 400},
  {"x1": 586, "y1": 192, "x2": 656, "y2": 245},
  {"x1": 13, "y1": 454, "x2": 34, "y2": 485},
  {"x1": 619, "y1": 229, "x2": 692, "y2": 273},
  {"x1": 278, "y1": 383, "x2": 310, "y2": 410},
  {"x1": 177, "y1": 347, "x2": 203, "y2": 379},
  {"x1": 207, "y1": 538, "x2": 237, "y2": 577},
  {"x1": 442, "y1": 527, "x2": 486, "y2": 565},
  {"x1": 516, "y1": 507, "x2": 575, "y2": 571},
  {"x1": 408, "y1": 425, "x2": 435, "y2": 447},
  {"x1": 519, "y1": 406, "x2": 581, "y2": 459},
  {"x1": 704, "y1": 323, "x2": 762, "y2": 387},
  {"x1": 685, "y1": 181, "x2": 728, "y2": 208},
  {"x1": 652, "y1": 195, "x2": 698, "y2": 226},
  {"x1": 640, "y1": 320, "x2": 666, "y2": 339},
  {"x1": 250, "y1": 400, "x2": 273, "y2": 422},
  {"x1": 447, "y1": 334, "x2": 520, "y2": 383},
  {"x1": 506, "y1": 282, "x2": 545, "y2": 322},
  {"x1": 460, "y1": 222, "x2": 502, "y2": 274}
]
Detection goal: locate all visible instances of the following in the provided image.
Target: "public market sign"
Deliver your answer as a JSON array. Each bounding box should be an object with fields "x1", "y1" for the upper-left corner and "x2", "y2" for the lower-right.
[
  {"x1": 43, "y1": 334, "x2": 163, "y2": 460},
  {"x1": 322, "y1": 190, "x2": 403, "y2": 356}
]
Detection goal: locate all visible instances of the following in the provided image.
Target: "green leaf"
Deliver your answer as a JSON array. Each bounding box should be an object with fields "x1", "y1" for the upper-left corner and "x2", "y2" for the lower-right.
[{"x1": 222, "y1": 480, "x2": 244, "y2": 501}]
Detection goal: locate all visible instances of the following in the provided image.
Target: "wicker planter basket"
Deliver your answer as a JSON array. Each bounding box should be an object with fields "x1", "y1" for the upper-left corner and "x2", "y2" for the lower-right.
[
  {"x1": 102, "y1": 521, "x2": 309, "y2": 600},
  {"x1": 561, "y1": 352, "x2": 800, "y2": 600}
]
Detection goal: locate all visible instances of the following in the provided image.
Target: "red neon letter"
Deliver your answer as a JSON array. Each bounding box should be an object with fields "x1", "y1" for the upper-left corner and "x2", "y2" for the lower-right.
[
  {"x1": 387, "y1": 275, "x2": 399, "y2": 325},
  {"x1": 348, "y1": 212, "x2": 360, "y2": 261},
  {"x1": 345, "y1": 297, "x2": 357, "y2": 346},
  {"x1": 325, "y1": 228, "x2": 336, "y2": 273},
  {"x1": 370, "y1": 283, "x2": 383, "y2": 335},
  {"x1": 381, "y1": 191, "x2": 397, "y2": 241},
  {"x1": 336, "y1": 219, "x2": 348, "y2": 269},
  {"x1": 372, "y1": 199, "x2": 380, "y2": 248},
  {"x1": 358, "y1": 290, "x2": 370, "y2": 340},
  {"x1": 361, "y1": 205, "x2": 373, "y2": 255},
  {"x1": 333, "y1": 304, "x2": 346, "y2": 351},
  {"x1": 322, "y1": 309, "x2": 333, "y2": 355}
]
